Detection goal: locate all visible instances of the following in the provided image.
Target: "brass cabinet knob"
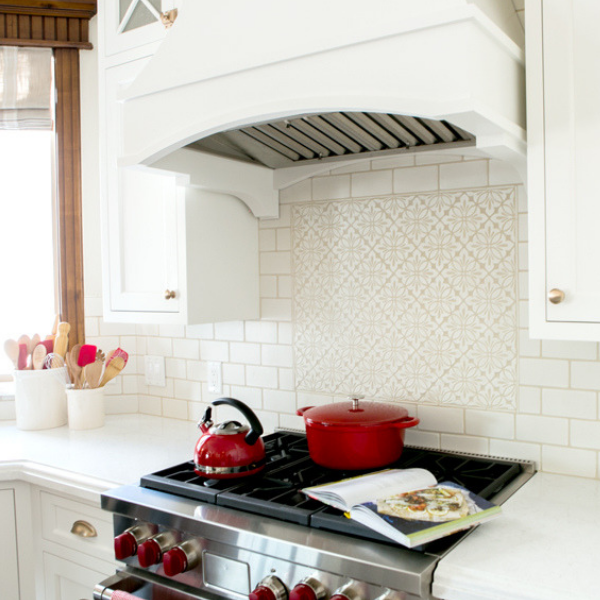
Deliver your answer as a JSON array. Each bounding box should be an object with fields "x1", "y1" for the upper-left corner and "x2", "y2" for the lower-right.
[
  {"x1": 165, "y1": 289, "x2": 176, "y2": 300},
  {"x1": 548, "y1": 288, "x2": 565, "y2": 304},
  {"x1": 70, "y1": 520, "x2": 97, "y2": 538}
]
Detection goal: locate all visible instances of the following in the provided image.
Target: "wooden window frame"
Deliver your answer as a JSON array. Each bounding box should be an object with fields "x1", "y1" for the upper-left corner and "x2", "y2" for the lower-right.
[{"x1": 0, "y1": 1, "x2": 97, "y2": 347}]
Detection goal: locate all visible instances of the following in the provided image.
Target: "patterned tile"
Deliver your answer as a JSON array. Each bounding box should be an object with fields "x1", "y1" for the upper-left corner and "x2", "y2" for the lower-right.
[{"x1": 292, "y1": 187, "x2": 518, "y2": 409}]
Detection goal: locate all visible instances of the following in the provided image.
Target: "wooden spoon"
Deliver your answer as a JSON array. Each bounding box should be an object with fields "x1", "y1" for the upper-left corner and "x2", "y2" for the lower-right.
[
  {"x1": 3, "y1": 339, "x2": 19, "y2": 368},
  {"x1": 32, "y1": 344, "x2": 47, "y2": 370},
  {"x1": 68, "y1": 344, "x2": 82, "y2": 387},
  {"x1": 99, "y1": 356, "x2": 125, "y2": 387},
  {"x1": 84, "y1": 359, "x2": 104, "y2": 389},
  {"x1": 53, "y1": 322, "x2": 70, "y2": 361},
  {"x1": 29, "y1": 334, "x2": 41, "y2": 355}
]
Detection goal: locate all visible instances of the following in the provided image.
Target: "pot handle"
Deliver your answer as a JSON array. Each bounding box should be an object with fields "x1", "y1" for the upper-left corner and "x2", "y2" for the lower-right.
[
  {"x1": 296, "y1": 406, "x2": 315, "y2": 417},
  {"x1": 212, "y1": 397, "x2": 264, "y2": 445},
  {"x1": 394, "y1": 416, "x2": 420, "y2": 429}
]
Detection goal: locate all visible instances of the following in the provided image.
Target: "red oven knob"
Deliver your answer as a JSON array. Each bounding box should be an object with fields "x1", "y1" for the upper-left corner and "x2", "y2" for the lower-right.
[
  {"x1": 249, "y1": 575, "x2": 288, "y2": 600},
  {"x1": 137, "y1": 532, "x2": 177, "y2": 568},
  {"x1": 114, "y1": 523, "x2": 156, "y2": 560},
  {"x1": 290, "y1": 577, "x2": 327, "y2": 600},
  {"x1": 330, "y1": 582, "x2": 363, "y2": 600},
  {"x1": 163, "y1": 541, "x2": 200, "y2": 577}
]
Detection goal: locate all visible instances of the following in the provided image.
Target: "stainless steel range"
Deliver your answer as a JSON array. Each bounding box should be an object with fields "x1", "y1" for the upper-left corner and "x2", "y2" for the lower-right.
[{"x1": 94, "y1": 431, "x2": 535, "y2": 600}]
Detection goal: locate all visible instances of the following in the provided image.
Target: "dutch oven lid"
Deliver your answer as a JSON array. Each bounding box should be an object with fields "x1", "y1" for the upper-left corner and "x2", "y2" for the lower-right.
[{"x1": 302, "y1": 397, "x2": 410, "y2": 428}]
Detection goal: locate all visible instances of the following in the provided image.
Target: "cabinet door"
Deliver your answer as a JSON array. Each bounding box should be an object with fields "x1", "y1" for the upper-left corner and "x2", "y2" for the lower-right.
[
  {"x1": 43, "y1": 552, "x2": 114, "y2": 600},
  {"x1": 527, "y1": 0, "x2": 600, "y2": 339},
  {"x1": 0, "y1": 489, "x2": 20, "y2": 599},
  {"x1": 101, "y1": 58, "x2": 185, "y2": 322},
  {"x1": 101, "y1": 0, "x2": 176, "y2": 59}
]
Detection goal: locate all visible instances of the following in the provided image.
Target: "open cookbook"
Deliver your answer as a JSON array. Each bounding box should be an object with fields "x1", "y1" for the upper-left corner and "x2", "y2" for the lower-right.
[{"x1": 302, "y1": 468, "x2": 501, "y2": 548}]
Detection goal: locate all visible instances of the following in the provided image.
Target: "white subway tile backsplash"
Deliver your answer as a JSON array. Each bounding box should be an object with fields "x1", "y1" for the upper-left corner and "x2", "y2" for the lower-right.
[
  {"x1": 200, "y1": 341, "x2": 229, "y2": 362},
  {"x1": 404, "y1": 429, "x2": 440, "y2": 449},
  {"x1": 352, "y1": 170, "x2": 393, "y2": 197},
  {"x1": 187, "y1": 360, "x2": 207, "y2": 382},
  {"x1": 516, "y1": 414, "x2": 568, "y2": 445},
  {"x1": 158, "y1": 324, "x2": 186, "y2": 338},
  {"x1": 279, "y1": 179, "x2": 311, "y2": 204},
  {"x1": 278, "y1": 323, "x2": 293, "y2": 345},
  {"x1": 465, "y1": 410, "x2": 514, "y2": 439},
  {"x1": 139, "y1": 395, "x2": 161, "y2": 416},
  {"x1": 259, "y1": 204, "x2": 291, "y2": 229},
  {"x1": 393, "y1": 165, "x2": 437, "y2": 193},
  {"x1": 519, "y1": 387, "x2": 541, "y2": 414},
  {"x1": 260, "y1": 276, "x2": 278, "y2": 298},
  {"x1": 230, "y1": 385, "x2": 262, "y2": 409},
  {"x1": 261, "y1": 299, "x2": 292, "y2": 321},
  {"x1": 246, "y1": 365, "x2": 278, "y2": 389},
  {"x1": 263, "y1": 389, "x2": 296, "y2": 414},
  {"x1": 173, "y1": 338, "x2": 200, "y2": 360},
  {"x1": 570, "y1": 420, "x2": 600, "y2": 450},
  {"x1": 230, "y1": 342, "x2": 261, "y2": 365},
  {"x1": 279, "y1": 414, "x2": 305, "y2": 431},
  {"x1": 519, "y1": 358, "x2": 569, "y2": 388},
  {"x1": 260, "y1": 252, "x2": 291, "y2": 275},
  {"x1": 162, "y1": 398, "x2": 189, "y2": 420},
  {"x1": 489, "y1": 159, "x2": 522, "y2": 185},
  {"x1": 542, "y1": 389, "x2": 597, "y2": 420},
  {"x1": 312, "y1": 175, "x2": 351, "y2": 200},
  {"x1": 571, "y1": 362, "x2": 600, "y2": 391},
  {"x1": 174, "y1": 379, "x2": 201, "y2": 402},
  {"x1": 278, "y1": 368, "x2": 295, "y2": 390},
  {"x1": 278, "y1": 276, "x2": 292, "y2": 299},
  {"x1": 262, "y1": 345, "x2": 294, "y2": 368},
  {"x1": 542, "y1": 445, "x2": 597, "y2": 478},
  {"x1": 418, "y1": 405, "x2": 464, "y2": 434},
  {"x1": 186, "y1": 323, "x2": 214, "y2": 340},
  {"x1": 147, "y1": 337, "x2": 172, "y2": 357},
  {"x1": 222, "y1": 364, "x2": 245, "y2": 386},
  {"x1": 246, "y1": 321, "x2": 278, "y2": 344},
  {"x1": 441, "y1": 434, "x2": 489, "y2": 454},
  {"x1": 542, "y1": 340, "x2": 597, "y2": 361},
  {"x1": 259, "y1": 229, "x2": 276, "y2": 251},
  {"x1": 489, "y1": 440, "x2": 541, "y2": 466},
  {"x1": 277, "y1": 229, "x2": 291, "y2": 251},
  {"x1": 214, "y1": 321, "x2": 245, "y2": 341},
  {"x1": 165, "y1": 358, "x2": 186, "y2": 380},
  {"x1": 439, "y1": 161, "x2": 488, "y2": 189}
]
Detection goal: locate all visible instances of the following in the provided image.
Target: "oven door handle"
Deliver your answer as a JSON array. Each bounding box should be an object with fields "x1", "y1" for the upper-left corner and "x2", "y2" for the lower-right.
[{"x1": 94, "y1": 567, "x2": 205, "y2": 600}]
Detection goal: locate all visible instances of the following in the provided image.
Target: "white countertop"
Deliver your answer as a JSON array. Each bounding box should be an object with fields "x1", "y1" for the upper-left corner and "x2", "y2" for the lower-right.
[{"x1": 0, "y1": 415, "x2": 596, "y2": 600}]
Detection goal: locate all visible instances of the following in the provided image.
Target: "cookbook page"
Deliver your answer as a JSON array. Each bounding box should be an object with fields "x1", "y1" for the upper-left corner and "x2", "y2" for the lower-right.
[{"x1": 304, "y1": 468, "x2": 437, "y2": 509}]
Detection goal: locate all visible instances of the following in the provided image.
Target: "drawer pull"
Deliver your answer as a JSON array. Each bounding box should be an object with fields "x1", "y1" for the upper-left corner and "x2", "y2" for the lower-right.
[{"x1": 70, "y1": 520, "x2": 98, "y2": 538}]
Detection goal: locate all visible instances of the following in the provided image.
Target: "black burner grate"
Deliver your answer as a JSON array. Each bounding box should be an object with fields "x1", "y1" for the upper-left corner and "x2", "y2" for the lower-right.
[{"x1": 140, "y1": 431, "x2": 525, "y2": 547}]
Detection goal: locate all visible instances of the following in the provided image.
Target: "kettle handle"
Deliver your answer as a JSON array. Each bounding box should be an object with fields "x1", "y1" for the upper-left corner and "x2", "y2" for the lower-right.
[{"x1": 212, "y1": 397, "x2": 264, "y2": 446}]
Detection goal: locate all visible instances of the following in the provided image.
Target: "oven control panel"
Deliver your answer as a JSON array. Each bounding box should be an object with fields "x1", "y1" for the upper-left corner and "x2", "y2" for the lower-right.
[{"x1": 113, "y1": 516, "x2": 409, "y2": 600}]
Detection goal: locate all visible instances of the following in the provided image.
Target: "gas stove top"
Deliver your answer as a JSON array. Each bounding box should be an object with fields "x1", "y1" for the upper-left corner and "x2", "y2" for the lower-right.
[
  {"x1": 97, "y1": 431, "x2": 536, "y2": 600},
  {"x1": 140, "y1": 431, "x2": 525, "y2": 549}
]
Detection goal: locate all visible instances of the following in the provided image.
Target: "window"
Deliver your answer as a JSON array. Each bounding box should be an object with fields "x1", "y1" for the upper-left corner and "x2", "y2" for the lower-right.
[{"x1": 0, "y1": 130, "x2": 57, "y2": 377}]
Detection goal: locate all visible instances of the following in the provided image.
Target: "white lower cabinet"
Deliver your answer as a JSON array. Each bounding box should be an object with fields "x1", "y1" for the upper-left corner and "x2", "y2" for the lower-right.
[
  {"x1": 0, "y1": 488, "x2": 20, "y2": 599},
  {"x1": 34, "y1": 489, "x2": 116, "y2": 600},
  {"x1": 43, "y1": 553, "x2": 113, "y2": 600}
]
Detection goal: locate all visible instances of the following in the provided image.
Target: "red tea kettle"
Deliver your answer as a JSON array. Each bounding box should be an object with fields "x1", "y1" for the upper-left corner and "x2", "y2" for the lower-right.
[{"x1": 194, "y1": 397, "x2": 266, "y2": 479}]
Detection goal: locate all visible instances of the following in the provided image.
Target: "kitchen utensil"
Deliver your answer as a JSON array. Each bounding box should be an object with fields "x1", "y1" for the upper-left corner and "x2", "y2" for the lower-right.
[
  {"x1": 78, "y1": 344, "x2": 97, "y2": 367},
  {"x1": 17, "y1": 334, "x2": 31, "y2": 352},
  {"x1": 52, "y1": 322, "x2": 70, "y2": 365},
  {"x1": 297, "y1": 396, "x2": 419, "y2": 470},
  {"x1": 29, "y1": 334, "x2": 41, "y2": 354},
  {"x1": 96, "y1": 349, "x2": 105, "y2": 363},
  {"x1": 39, "y1": 339, "x2": 53, "y2": 354},
  {"x1": 99, "y1": 356, "x2": 125, "y2": 387},
  {"x1": 84, "y1": 359, "x2": 104, "y2": 389},
  {"x1": 69, "y1": 344, "x2": 82, "y2": 388},
  {"x1": 50, "y1": 314, "x2": 59, "y2": 338},
  {"x1": 32, "y1": 344, "x2": 47, "y2": 370},
  {"x1": 17, "y1": 344, "x2": 28, "y2": 370},
  {"x1": 4, "y1": 339, "x2": 19, "y2": 368},
  {"x1": 106, "y1": 347, "x2": 128, "y2": 368},
  {"x1": 194, "y1": 397, "x2": 265, "y2": 479}
]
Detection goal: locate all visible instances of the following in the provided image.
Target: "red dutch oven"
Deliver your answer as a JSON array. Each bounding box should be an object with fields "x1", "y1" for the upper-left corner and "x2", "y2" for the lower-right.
[{"x1": 297, "y1": 396, "x2": 419, "y2": 470}]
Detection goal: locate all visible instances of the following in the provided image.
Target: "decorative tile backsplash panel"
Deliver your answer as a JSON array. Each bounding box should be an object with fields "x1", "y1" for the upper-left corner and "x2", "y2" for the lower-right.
[{"x1": 292, "y1": 186, "x2": 518, "y2": 409}]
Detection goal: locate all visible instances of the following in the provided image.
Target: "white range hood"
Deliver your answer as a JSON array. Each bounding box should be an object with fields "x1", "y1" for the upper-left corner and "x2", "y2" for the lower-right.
[{"x1": 119, "y1": 0, "x2": 525, "y2": 218}]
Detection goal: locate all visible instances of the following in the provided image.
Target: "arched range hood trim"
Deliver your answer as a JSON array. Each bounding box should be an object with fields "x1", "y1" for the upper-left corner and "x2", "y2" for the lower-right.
[{"x1": 119, "y1": 0, "x2": 526, "y2": 218}]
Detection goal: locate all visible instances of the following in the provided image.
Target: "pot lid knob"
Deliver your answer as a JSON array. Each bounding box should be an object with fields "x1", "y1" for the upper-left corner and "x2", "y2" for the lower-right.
[{"x1": 349, "y1": 394, "x2": 365, "y2": 411}]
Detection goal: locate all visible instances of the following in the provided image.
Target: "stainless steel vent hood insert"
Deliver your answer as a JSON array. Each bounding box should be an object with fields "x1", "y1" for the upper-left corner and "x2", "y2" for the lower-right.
[{"x1": 189, "y1": 112, "x2": 476, "y2": 169}]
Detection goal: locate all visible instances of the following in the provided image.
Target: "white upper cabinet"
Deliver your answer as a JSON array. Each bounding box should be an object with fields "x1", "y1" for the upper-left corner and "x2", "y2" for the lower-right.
[
  {"x1": 527, "y1": 0, "x2": 600, "y2": 340},
  {"x1": 100, "y1": 0, "x2": 177, "y2": 59},
  {"x1": 100, "y1": 58, "x2": 260, "y2": 325}
]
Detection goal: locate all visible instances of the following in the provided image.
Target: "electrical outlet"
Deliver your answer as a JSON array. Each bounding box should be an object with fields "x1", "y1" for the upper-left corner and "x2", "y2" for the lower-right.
[
  {"x1": 207, "y1": 361, "x2": 222, "y2": 395},
  {"x1": 145, "y1": 355, "x2": 166, "y2": 387}
]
